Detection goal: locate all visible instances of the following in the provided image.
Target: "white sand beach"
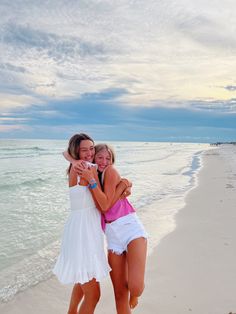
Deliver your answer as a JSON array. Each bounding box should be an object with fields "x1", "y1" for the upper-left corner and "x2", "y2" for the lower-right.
[{"x1": 1, "y1": 145, "x2": 236, "y2": 314}]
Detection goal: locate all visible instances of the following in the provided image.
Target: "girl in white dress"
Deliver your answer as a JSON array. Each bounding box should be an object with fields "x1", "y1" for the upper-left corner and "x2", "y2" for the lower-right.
[
  {"x1": 67, "y1": 144, "x2": 147, "y2": 314},
  {"x1": 53, "y1": 134, "x2": 111, "y2": 314}
]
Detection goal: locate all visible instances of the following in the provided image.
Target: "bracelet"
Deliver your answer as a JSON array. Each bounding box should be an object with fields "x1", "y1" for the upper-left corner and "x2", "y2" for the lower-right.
[
  {"x1": 89, "y1": 178, "x2": 96, "y2": 185},
  {"x1": 89, "y1": 182, "x2": 97, "y2": 189}
]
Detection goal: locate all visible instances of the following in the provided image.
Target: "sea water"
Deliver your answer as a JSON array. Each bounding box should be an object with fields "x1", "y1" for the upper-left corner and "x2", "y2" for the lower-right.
[{"x1": 0, "y1": 139, "x2": 210, "y2": 302}]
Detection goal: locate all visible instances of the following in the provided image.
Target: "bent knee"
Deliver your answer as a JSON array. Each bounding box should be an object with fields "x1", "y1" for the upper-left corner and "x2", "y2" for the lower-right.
[
  {"x1": 84, "y1": 288, "x2": 100, "y2": 304},
  {"x1": 114, "y1": 286, "x2": 129, "y2": 301},
  {"x1": 129, "y1": 282, "x2": 144, "y2": 297},
  {"x1": 92, "y1": 289, "x2": 101, "y2": 303}
]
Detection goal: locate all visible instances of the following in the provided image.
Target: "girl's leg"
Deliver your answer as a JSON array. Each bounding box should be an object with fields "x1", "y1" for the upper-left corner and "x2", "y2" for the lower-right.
[
  {"x1": 68, "y1": 283, "x2": 84, "y2": 314},
  {"x1": 127, "y1": 237, "x2": 147, "y2": 309},
  {"x1": 108, "y1": 251, "x2": 131, "y2": 314},
  {"x1": 78, "y1": 279, "x2": 100, "y2": 314}
]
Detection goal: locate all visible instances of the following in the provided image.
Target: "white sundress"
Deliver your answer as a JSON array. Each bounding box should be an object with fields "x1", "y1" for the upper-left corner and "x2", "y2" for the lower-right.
[{"x1": 53, "y1": 177, "x2": 110, "y2": 284}]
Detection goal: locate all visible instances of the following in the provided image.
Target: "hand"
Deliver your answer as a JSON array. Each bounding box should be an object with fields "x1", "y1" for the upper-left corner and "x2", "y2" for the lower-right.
[
  {"x1": 121, "y1": 178, "x2": 132, "y2": 188},
  {"x1": 80, "y1": 167, "x2": 95, "y2": 182},
  {"x1": 72, "y1": 160, "x2": 88, "y2": 175},
  {"x1": 120, "y1": 186, "x2": 131, "y2": 199}
]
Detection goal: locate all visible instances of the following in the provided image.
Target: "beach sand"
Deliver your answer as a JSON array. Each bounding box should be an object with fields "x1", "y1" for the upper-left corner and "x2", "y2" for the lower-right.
[{"x1": 1, "y1": 145, "x2": 236, "y2": 314}]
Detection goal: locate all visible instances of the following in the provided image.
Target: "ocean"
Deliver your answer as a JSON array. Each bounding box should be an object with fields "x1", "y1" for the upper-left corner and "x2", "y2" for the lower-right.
[{"x1": 0, "y1": 139, "x2": 210, "y2": 303}]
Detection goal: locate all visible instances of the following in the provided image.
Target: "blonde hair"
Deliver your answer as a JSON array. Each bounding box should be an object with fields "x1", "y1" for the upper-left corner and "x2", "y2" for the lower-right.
[{"x1": 95, "y1": 144, "x2": 115, "y2": 164}]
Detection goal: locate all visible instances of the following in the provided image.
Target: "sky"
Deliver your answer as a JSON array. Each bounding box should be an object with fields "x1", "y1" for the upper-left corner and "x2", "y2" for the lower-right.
[{"x1": 0, "y1": 0, "x2": 236, "y2": 143}]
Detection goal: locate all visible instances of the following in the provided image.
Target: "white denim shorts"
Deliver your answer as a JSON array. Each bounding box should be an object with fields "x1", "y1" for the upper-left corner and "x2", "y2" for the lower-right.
[{"x1": 105, "y1": 213, "x2": 148, "y2": 255}]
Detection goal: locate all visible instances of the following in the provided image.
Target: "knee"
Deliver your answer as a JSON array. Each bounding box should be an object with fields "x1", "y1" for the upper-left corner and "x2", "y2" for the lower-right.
[
  {"x1": 129, "y1": 282, "x2": 144, "y2": 297},
  {"x1": 84, "y1": 287, "x2": 100, "y2": 305},
  {"x1": 91, "y1": 288, "x2": 101, "y2": 304},
  {"x1": 114, "y1": 285, "x2": 128, "y2": 302}
]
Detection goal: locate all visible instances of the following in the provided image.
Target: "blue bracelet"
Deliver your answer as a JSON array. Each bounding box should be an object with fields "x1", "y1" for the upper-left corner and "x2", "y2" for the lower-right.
[
  {"x1": 89, "y1": 182, "x2": 97, "y2": 189},
  {"x1": 89, "y1": 178, "x2": 96, "y2": 184}
]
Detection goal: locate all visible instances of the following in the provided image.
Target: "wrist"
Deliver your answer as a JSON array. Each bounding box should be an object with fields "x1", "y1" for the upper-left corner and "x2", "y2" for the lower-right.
[
  {"x1": 88, "y1": 178, "x2": 97, "y2": 190},
  {"x1": 88, "y1": 178, "x2": 96, "y2": 184}
]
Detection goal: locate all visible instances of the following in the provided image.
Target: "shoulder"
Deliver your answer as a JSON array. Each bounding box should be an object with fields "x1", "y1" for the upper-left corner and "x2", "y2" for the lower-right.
[
  {"x1": 104, "y1": 165, "x2": 120, "y2": 181},
  {"x1": 69, "y1": 166, "x2": 78, "y2": 186},
  {"x1": 69, "y1": 165, "x2": 77, "y2": 177},
  {"x1": 105, "y1": 165, "x2": 118, "y2": 174}
]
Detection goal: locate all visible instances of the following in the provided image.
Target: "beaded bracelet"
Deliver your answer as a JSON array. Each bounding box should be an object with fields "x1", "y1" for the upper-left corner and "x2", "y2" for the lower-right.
[
  {"x1": 89, "y1": 178, "x2": 96, "y2": 185},
  {"x1": 89, "y1": 182, "x2": 97, "y2": 189}
]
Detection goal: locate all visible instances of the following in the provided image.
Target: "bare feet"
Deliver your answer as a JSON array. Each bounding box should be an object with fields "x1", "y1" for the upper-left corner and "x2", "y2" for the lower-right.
[{"x1": 129, "y1": 295, "x2": 138, "y2": 309}]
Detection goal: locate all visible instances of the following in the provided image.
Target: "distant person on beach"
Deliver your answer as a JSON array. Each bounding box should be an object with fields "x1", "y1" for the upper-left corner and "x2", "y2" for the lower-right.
[
  {"x1": 53, "y1": 134, "x2": 128, "y2": 314},
  {"x1": 66, "y1": 143, "x2": 147, "y2": 314}
]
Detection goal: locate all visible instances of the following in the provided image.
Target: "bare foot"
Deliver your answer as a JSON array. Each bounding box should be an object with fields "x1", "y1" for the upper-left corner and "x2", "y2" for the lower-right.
[{"x1": 129, "y1": 295, "x2": 138, "y2": 309}]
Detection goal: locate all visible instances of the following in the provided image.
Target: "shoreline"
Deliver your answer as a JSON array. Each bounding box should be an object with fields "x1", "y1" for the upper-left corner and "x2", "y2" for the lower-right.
[
  {"x1": 133, "y1": 145, "x2": 236, "y2": 314},
  {"x1": 1, "y1": 145, "x2": 236, "y2": 313}
]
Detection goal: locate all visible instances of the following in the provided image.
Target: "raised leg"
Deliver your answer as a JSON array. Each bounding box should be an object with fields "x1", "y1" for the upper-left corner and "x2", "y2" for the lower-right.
[
  {"x1": 127, "y1": 237, "x2": 147, "y2": 309},
  {"x1": 108, "y1": 251, "x2": 131, "y2": 314}
]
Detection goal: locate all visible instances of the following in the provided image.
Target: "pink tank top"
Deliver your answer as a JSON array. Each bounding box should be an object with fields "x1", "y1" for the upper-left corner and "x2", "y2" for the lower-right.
[{"x1": 101, "y1": 198, "x2": 135, "y2": 231}]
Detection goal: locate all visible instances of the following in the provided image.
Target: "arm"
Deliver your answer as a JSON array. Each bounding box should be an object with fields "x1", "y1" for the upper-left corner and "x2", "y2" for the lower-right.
[
  {"x1": 109, "y1": 179, "x2": 132, "y2": 207},
  {"x1": 63, "y1": 151, "x2": 87, "y2": 174},
  {"x1": 63, "y1": 151, "x2": 74, "y2": 163},
  {"x1": 68, "y1": 165, "x2": 88, "y2": 187},
  {"x1": 81, "y1": 165, "x2": 121, "y2": 212}
]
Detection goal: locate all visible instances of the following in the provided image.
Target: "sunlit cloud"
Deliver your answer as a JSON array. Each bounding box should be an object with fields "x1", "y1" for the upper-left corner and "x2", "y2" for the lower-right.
[
  {"x1": 0, "y1": 124, "x2": 30, "y2": 132},
  {"x1": 0, "y1": 117, "x2": 30, "y2": 122},
  {"x1": 0, "y1": 93, "x2": 43, "y2": 110}
]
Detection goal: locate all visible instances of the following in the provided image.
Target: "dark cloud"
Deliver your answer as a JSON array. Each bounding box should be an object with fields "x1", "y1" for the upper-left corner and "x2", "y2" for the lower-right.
[
  {"x1": 0, "y1": 62, "x2": 26, "y2": 73},
  {"x1": 223, "y1": 85, "x2": 236, "y2": 92},
  {"x1": 1, "y1": 88, "x2": 236, "y2": 142},
  {"x1": 2, "y1": 23, "x2": 110, "y2": 61},
  {"x1": 191, "y1": 99, "x2": 236, "y2": 113}
]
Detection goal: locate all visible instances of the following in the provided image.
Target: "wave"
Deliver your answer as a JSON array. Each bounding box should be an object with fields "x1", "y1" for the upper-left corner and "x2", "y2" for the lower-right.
[
  {"x1": 182, "y1": 151, "x2": 203, "y2": 177},
  {"x1": 0, "y1": 240, "x2": 60, "y2": 303},
  {"x1": 0, "y1": 147, "x2": 47, "y2": 152},
  {"x1": 125, "y1": 152, "x2": 177, "y2": 165},
  {"x1": 0, "y1": 152, "x2": 60, "y2": 160},
  {"x1": 0, "y1": 178, "x2": 50, "y2": 191},
  {"x1": 0, "y1": 146, "x2": 61, "y2": 159}
]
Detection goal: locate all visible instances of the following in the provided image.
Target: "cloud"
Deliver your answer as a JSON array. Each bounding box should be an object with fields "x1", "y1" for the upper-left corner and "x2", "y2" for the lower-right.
[
  {"x1": 191, "y1": 98, "x2": 236, "y2": 113},
  {"x1": 0, "y1": 117, "x2": 30, "y2": 122},
  {"x1": 223, "y1": 85, "x2": 236, "y2": 92},
  {"x1": 0, "y1": 62, "x2": 26, "y2": 73},
  {"x1": 0, "y1": 93, "x2": 43, "y2": 110},
  {"x1": 0, "y1": 1, "x2": 235, "y2": 112},
  {"x1": 0, "y1": 124, "x2": 29, "y2": 132},
  {"x1": 0, "y1": 1, "x2": 236, "y2": 141},
  {"x1": 2, "y1": 88, "x2": 236, "y2": 127},
  {"x1": 2, "y1": 23, "x2": 111, "y2": 61}
]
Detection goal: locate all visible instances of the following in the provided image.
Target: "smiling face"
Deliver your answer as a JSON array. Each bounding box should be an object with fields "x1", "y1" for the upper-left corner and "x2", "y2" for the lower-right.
[
  {"x1": 78, "y1": 140, "x2": 95, "y2": 162},
  {"x1": 94, "y1": 149, "x2": 112, "y2": 172}
]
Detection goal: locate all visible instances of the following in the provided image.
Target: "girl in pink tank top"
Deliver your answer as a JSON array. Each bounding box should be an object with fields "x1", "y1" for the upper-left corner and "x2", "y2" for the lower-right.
[
  {"x1": 99, "y1": 163, "x2": 135, "y2": 231},
  {"x1": 80, "y1": 144, "x2": 147, "y2": 313}
]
